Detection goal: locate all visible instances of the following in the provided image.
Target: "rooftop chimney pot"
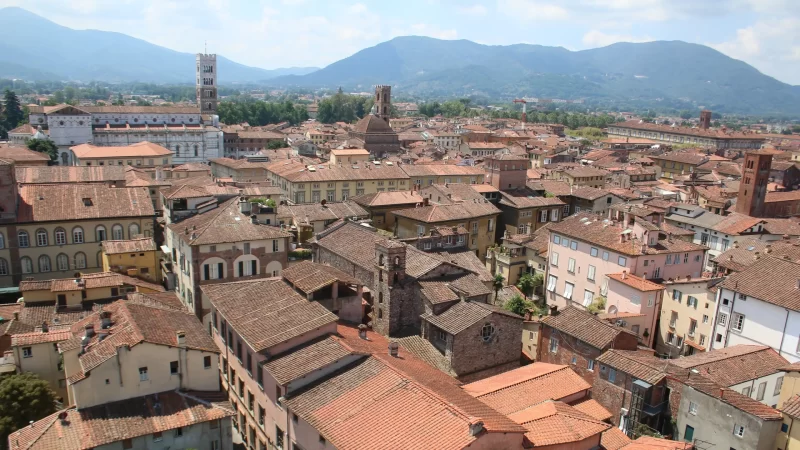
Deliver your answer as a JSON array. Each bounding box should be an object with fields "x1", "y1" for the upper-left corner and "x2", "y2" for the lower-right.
[{"x1": 388, "y1": 341, "x2": 399, "y2": 357}]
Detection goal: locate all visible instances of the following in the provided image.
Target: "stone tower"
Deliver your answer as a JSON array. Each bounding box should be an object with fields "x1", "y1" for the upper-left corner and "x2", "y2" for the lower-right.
[
  {"x1": 196, "y1": 53, "x2": 218, "y2": 115},
  {"x1": 372, "y1": 239, "x2": 406, "y2": 336},
  {"x1": 699, "y1": 110, "x2": 712, "y2": 130},
  {"x1": 375, "y1": 85, "x2": 391, "y2": 124},
  {"x1": 736, "y1": 151, "x2": 772, "y2": 217}
]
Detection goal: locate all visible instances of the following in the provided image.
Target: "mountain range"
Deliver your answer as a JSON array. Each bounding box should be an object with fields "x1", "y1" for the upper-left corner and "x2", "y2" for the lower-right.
[
  {"x1": 0, "y1": 7, "x2": 317, "y2": 83},
  {"x1": 271, "y1": 37, "x2": 800, "y2": 115},
  {"x1": 1, "y1": 7, "x2": 799, "y2": 115}
]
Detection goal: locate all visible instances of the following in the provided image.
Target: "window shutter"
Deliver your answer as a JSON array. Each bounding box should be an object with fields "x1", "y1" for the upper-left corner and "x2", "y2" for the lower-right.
[
  {"x1": 204, "y1": 264, "x2": 210, "y2": 280},
  {"x1": 238, "y1": 261, "x2": 244, "y2": 277},
  {"x1": 217, "y1": 263, "x2": 224, "y2": 279},
  {"x1": 251, "y1": 260, "x2": 257, "y2": 276}
]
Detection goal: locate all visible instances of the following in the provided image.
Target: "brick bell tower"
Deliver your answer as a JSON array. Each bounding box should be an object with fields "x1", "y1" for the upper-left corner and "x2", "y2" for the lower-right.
[
  {"x1": 372, "y1": 239, "x2": 406, "y2": 336},
  {"x1": 196, "y1": 51, "x2": 218, "y2": 115},
  {"x1": 375, "y1": 85, "x2": 391, "y2": 124},
  {"x1": 736, "y1": 151, "x2": 772, "y2": 217}
]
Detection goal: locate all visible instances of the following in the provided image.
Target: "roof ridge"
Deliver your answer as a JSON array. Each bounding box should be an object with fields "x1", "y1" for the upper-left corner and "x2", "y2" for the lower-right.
[{"x1": 475, "y1": 365, "x2": 572, "y2": 398}]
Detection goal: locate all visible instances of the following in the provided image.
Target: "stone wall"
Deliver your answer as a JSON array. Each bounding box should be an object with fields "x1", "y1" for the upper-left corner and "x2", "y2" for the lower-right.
[{"x1": 450, "y1": 310, "x2": 522, "y2": 377}]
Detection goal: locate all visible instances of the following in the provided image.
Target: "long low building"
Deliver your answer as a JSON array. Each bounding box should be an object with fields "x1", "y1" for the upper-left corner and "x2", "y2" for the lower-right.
[{"x1": 607, "y1": 120, "x2": 765, "y2": 150}]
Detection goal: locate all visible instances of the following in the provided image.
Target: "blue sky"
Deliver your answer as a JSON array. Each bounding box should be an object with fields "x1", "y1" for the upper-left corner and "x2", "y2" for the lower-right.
[{"x1": 3, "y1": 0, "x2": 800, "y2": 84}]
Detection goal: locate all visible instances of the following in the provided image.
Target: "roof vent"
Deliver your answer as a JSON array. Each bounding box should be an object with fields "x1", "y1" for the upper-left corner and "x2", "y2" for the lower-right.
[
  {"x1": 176, "y1": 330, "x2": 186, "y2": 347},
  {"x1": 469, "y1": 420, "x2": 484, "y2": 436},
  {"x1": 388, "y1": 341, "x2": 399, "y2": 357}
]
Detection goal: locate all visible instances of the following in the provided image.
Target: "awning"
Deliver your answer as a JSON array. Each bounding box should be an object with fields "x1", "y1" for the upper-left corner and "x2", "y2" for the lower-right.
[
  {"x1": 0, "y1": 287, "x2": 20, "y2": 295},
  {"x1": 685, "y1": 339, "x2": 706, "y2": 351},
  {"x1": 160, "y1": 245, "x2": 171, "y2": 254}
]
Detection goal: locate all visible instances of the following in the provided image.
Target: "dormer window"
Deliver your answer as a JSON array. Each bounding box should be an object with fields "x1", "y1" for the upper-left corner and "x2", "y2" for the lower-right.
[{"x1": 82, "y1": 198, "x2": 93, "y2": 206}]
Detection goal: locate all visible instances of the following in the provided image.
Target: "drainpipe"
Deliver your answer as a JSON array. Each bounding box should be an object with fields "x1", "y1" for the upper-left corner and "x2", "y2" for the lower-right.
[{"x1": 779, "y1": 308, "x2": 790, "y2": 360}]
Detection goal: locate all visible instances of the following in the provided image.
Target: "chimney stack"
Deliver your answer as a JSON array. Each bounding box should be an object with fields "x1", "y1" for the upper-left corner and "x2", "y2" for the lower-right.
[
  {"x1": 41, "y1": 322, "x2": 48, "y2": 333},
  {"x1": 388, "y1": 341, "x2": 399, "y2": 357},
  {"x1": 12, "y1": 312, "x2": 19, "y2": 321},
  {"x1": 251, "y1": 214, "x2": 258, "y2": 224},
  {"x1": 176, "y1": 330, "x2": 186, "y2": 347},
  {"x1": 84, "y1": 324, "x2": 95, "y2": 339},
  {"x1": 100, "y1": 310, "x2": 112, "y2": 329},
  {"x1": 549, "y1": 305, "x2": 558, "y2": 316},
  {"x1": 621, "y1": 271, "x2": 627, "y2": 280},
  {"x1": 422, "y1": 197, "x2": 429, "y2": 207},
  {"x1": 358, "y1": 324, "x2": 368, "y2": 340}
]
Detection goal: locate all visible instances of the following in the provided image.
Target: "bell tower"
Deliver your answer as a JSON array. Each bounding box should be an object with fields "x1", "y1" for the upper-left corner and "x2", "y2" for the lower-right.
[
  {"x1": 372, "y1": 239, "x2": 406, "y2": 336},
  {"x1": 375, "y1": 85, "x2": 391, "y2": 124},
  {"x1": 196, "y1": 51, "x2": 218, "y2": 115}
]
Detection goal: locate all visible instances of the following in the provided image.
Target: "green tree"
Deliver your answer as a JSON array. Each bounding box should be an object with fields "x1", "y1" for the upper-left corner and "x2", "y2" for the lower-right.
[
  {"x1": 52, "y1": 90, "x2": 65, "y2": 104},
  {"x1": 267, "y1": 140, "x2": 286, "y2": 149},
  {"x1": 2, "y1": 90, "x2": 24, "y2": 129},
  {"x1": 492, "y1": 273, "x2": 505, "y2": 303},
  {"x1": 26, "y1": 138, "x2": 59, "y2": 161},
  {"x1": 516, "y1": 273, "x2": 537, "y2": 298},
  {"x1": 0, "y1": 373, "x2": 58, "y2": 447},
  {"x1": 587, "y1": 296, "x2": 607, "y2": 314},
  {"x1": 503, "y1": 294, "x2": 532, "y2": 316}
]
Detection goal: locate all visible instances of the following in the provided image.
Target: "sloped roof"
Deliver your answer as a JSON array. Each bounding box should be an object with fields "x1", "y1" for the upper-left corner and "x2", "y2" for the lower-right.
[
  {"x1": 201, "y1": 278, "x2": 337, "y2": 353},
  {"x1": 263, "y1": 335, "x2": 355, "y2": 385},
  {"x1": 542, "y1": 306, "x2": 636, "y2": 350},
  {"x1": 353, "y1": 114, "x2": 393, "y2": 134},
  {"x1": 101, "y1": 237, "x2": 157, "y2": 254},
  {"x1": 670, "y1": 345, "x2": 788, "y2": 386},
  {"x1": 168, "y1": 198, "x2": 292, "y2": 245},
  {"x1": 422, "y1": 300, "x2": 519, "y2": 335},
  {"x1": 718, "y1": 256, "x2": 800, "y2": 311},
  {"x1": 393, "y1": 200, "x2": 500, "y2": 223},
  {"x1": 281, "y1": 261, "x2": 361, "y2": 293},
  {"x1": 462, "y1": 363, "x2": 591, "y2": 415},
  {"x1": 70, "y1": 141, "x2": 173, "y2": 158},
  {"x1": 15, "y1": 166, "x2": 126, "y2": 184},
  {"x1": 17, "y1": 184, "x2": 154, "y2": 223},
  {"x1": 509, "y1": 401, "x2": 610, "y2": 447},
  {"x1": 8, "y1": 390, "x2": 233, "y2": 450}
]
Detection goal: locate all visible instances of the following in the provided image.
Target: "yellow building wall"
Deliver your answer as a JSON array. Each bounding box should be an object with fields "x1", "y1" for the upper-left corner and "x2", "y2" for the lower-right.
[
  {"x1": 395, "y1": 214, "x2": 497, "y2": 259},
  {"x1": 103, "y1": 250, "x2": 160, "y2": 284},
  {"x1": 77, "y1": 154, "x2": 173, "y2": 167},
  {"x1": 66, "y1": 342, "x2": 219, "y2": 408},
  {"x1": 14, "y1": 341, "x2": 67, "y2": 401}
]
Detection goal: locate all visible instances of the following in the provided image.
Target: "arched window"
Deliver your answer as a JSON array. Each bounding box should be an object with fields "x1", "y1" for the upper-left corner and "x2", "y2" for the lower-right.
[
  {"x1": 74, "y1": 252, "x2": 87, "y2": 269},
  {"x1": 111, "y1": 224, "x2": 124, "y2": 240},
  {"x1": 56, "y1": 254, "x2": 69, "y2": 271},
  {"x1": 129, "y1": 223, "x2": 140, "y2": 237},
  {"x1": 54, "y1": 228, "x2": 67, "y2": 245},
  {"x1": 0, "y1": 258, "x2": 8, "y2": 276},
  {"x1": 72, "y1": 227, "x2": 84, "y2": 244},
  {"x1": 20, "y1": 257, "x2": 33, "y2": 274},
  {"x1": 95, "y1": 225, "x2": 107, "y2": 242},
  {"x1": 18, "y1": 231, "x2": 29, "y2": 248},
  {"x1": 38, "y1": 255, "x2": 51, "y2": 273},
  {"x1": 481, "y1": 323, "x2": 495, "y2": 342},
  {"x1": 0, "y1": 232, "x2": 4, "y2": 249}
]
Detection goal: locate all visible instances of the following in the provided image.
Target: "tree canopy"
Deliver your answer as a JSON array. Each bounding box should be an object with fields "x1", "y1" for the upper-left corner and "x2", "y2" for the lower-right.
[
  {"x1": 0, "y1": 373, "x2": 58, "y2": 448},
  {"x1": 217, "y1": 100, "x2": 309, "y2": 127},
  {"x1": 26, "y1": 138, "x2": 59, "y2": 161},
  {"x1": 0, "y1": 90, "x2": 25, "y2": 139},
  {"x1": 316, "y1": 91, "x2": 374, "y2": 124}
]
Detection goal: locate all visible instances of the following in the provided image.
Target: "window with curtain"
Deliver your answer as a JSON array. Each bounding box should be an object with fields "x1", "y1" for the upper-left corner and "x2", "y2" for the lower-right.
[
  {"x1": 129, "y1": 223, "x2": 140, "y2": 237},
  {"x1": 18, "y1": 231, "x2": 29, "y2": 248},
  {"x1": 36, "y1": 229, "x2": 48, "y2": 247},
  {"x1": 20, "y1": 257, "x2": 33, "y2": 274},
  {"x1": 56, "y1": 254, "x2": 69, "y2": 271},
  {"x1": 54, "y1": 228, "x2": 66, "y2": 245},
  {"x1": 111, "y1": 224, "x2": 123, "y2": 240},
  {"x1": 75, "y1": 252, "x2": 87, "y2": 269},
  {"x1": 95, "y1": 226, "x2": 107, "y2": 242}
]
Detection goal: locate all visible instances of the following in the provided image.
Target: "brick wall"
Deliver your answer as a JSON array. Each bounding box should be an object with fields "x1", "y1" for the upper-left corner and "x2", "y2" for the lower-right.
[
  {"x1": 539, "y1": 325, "x2": 603, "y2": 386},
  {"x1": 450, "y1": 311, "x2": 522, "y2": 377}
]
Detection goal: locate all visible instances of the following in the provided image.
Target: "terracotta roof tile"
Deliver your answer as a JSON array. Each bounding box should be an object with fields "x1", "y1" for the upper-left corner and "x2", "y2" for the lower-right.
[
  {"x1": 282, "y1": 261, "x2": 361, "y2": 293},
  {"x1": 101, "y1": 237, "x2": 157, "y2": 254},
  {"x1": 573, "y1": 398, "x2": 613, "y2": 421},
  {"x1": 782, "y1": 394, "x2": 800, "y2": 418},
  {"x1": 17, "y1": 184, "x2": 154, "y2": 223},
  {"x1": 670, "y1": 345, "x2": 788, "y2": 386},
  {"x1": 462, "y1": 363, "x2": 591, "y2": 415},
  {"x1": 718, "y1": 256, "x2": 800, "y2": 311},
  {"x1": 601, "y1": 427, "x2": 633, "y2": 450},
  {"x1": 12, "y1": 329, "x2": 72, "y2": 346},
  {"x1": 608, "y1": 273, "x2": 665, "y2": 292},
  {"x1": 277, "y1": 201, "x2": 368, "y2": 224},
  {"x1": 202, "y1": 278, "x2": 337, "y2": 352},
  {"x1": 393, "y1": 201, "x2": 500, "y2": 223},
  {"x1": 542, "y1": 306, "x2": 636, "y2": 350},
  {"x1": 423, "y1": 300, "x2": 519, "y2": 335},
  {"x1": 15, "y1": 166, "x2": 126, "y2": 184},
  {"x1": 509, "y1": 401, "x2": 610, "y2": 447},
  {"x1": 0, "y1": 145, "x2": 52, "y2": 162},
  {"x1": 596, "y1": 350, "x2": 678, "y2": 385},
  {"x1": 350, "y1": 191, "x2": 423, "y2": 207},
  {"x1": 8, "y1": 390, "x2": 233, "y2": 450},
  {"x1": 70, "y1": 141, "x2": 172, "y2": 159},
  {"x1": 264, "y1": 335, "x2": 355, "y2": 385},
  {"x1": 620, "y1": 435, "x2": 693, "y2": 449},
  {"x1": 681, "y1": 375, "x2": 782, "y2": 420},
  {"x1": 168, "y1": 198, "x2": 292, "y2": 245}
]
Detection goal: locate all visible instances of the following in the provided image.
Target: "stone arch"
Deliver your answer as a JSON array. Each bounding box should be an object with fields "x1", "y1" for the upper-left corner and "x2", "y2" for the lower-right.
[
  {"x1": 233, "y1": 254, "x2": 259, "y2": 277},
  {"x1": 265, "y1": 260, "x2": 282, "y2": 277}
]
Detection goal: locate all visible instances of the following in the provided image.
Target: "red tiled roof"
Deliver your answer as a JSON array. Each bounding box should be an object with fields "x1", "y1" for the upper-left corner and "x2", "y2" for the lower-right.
[
  {"x1": 782, "y1": 394, "x2": 800, "y2": 418},
  {"x1": 12, "y1": 329, "x2": 72, "y2": 346},
  {"x1": 573, "y1": 398, "x2": 613, "y2": 421},
  {"x1": 509, "y1": 401, "x2": 609, "y2": 447},
  {"x1": 16, "y1": 184, "x2": 154, "y2": 223},
  {"x1": 462, "y1": 363, "x2": 591, "y2": 415},
  {"x1": 620, "y1": 436, "x2": 694, "y2": 449},
  {"x1": 15, "y1": 166, "x2": 126, "y2": 184},
  {"x1": 542, "y1": 306, "x2": 637, "y2": 350},
  {"x1": 281, "y1": 261, "x2": 361, "y2": 293},
  {"x1": 670, "y1": 345, "x2": 788, "y2": 387},
  {"x1": 601, "y1": 427, "x2": 633, "y2": 450},
  {"x1": 608, "y1": 273, "x2": 665, "y2": 292},
  {"x1": 718, "y1": 256, "x2": 800, "y2": 311},
  {"x1": 8, "y1": 390, "x2": 233, "y2": 450},
  {"x1": 101, "y1": 237, "x2": 157, "y2": 254}
]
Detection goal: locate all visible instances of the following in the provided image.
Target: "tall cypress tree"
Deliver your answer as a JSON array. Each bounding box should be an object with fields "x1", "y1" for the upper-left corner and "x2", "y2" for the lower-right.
[{"x1": 3, "y1": 89, "x2": 23, "y2": 129}]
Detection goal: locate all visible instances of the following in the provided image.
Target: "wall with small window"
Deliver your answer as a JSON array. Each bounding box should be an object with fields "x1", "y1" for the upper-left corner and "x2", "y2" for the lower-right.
[
  {"x1": 66, "y1": 342, "x2": 219, "y2": 409},
  {"x1": 114, "y1": 419, "x2": 234, "y2": 450},
  {"x1": 674, "y1": 380, "x2": 780, "y2": 450},
  {"x1": 448, "y1": 311, "x2": 523, "y2": 377}
]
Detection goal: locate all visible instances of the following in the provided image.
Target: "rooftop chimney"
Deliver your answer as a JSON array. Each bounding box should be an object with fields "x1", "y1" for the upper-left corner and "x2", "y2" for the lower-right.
[
  {"x1": 251, "y1": 214, "x2": 258, "y2": 224},
  {"x1": 358, "y1": 324, "x2": 368, "y2": 340},
  {"x1": 176, "y1": 330, "x2": 186, "y2": 347},
  {"x1": 388, "y1": 341, "x2": 399, "y2": 357},
  {"x1": 84, "y1": 324, "x2": 95, "y2": 339},
  {"x1": 41, "y1": 322, "x2": 48, "y2": 333},
  {"x1": 549, "y1": 305, "x2": 558, "y2": 316},
  {"x1": 100, "y1": 310, "x2": 112, "y2": 329},
  {"x1": 422, "y1": 197, "x2": 429, "y2": 207},
  {"x1": 621, "y1": 271, "x2": 627, "y2": 280},
  {"x1": 12, "y1": 312, "x2": 19, "y2": 321},
  {"x1": 469, "y1": 420, "x2": 485, "y2": 436}
]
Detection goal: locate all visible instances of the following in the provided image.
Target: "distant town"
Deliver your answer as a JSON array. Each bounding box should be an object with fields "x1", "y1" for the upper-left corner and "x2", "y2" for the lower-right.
[{"x1": 1, "y1": 48, "x2": 800, "y2": 450}]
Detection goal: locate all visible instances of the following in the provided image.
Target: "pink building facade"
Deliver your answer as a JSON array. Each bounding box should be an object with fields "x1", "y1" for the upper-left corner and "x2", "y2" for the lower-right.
[
  {"x1": 545, "y1": 214, "x2": 707, "y2": 324},
  {"x1": 605, "y1": 272, "x2": 665, "y2": 347}
]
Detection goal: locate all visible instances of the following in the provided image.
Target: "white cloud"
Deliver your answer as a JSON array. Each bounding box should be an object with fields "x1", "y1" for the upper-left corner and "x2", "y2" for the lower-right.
[
  {"x1": 582, "y1": 30, "x2": 653, "y2": 47},
  {"x1": 498, "y1": 0, "x2": 569, "y2": 20},
  {"x1": 458, "y1": 4, "x2": 488, "y2": 16},
  {"x1": 710, "y1": 18, "x2": 800, "y2": 83},
  {"x1": 347, "y1": 3, "x2": 368, "y2": 14}
]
